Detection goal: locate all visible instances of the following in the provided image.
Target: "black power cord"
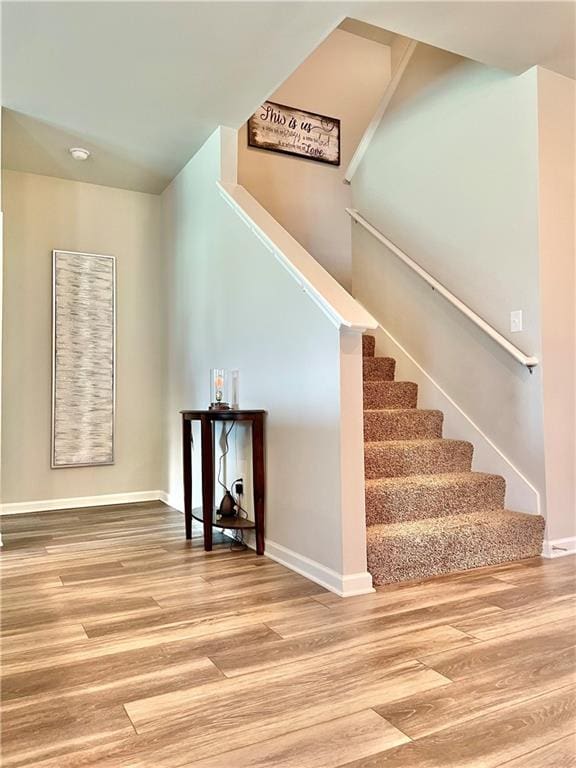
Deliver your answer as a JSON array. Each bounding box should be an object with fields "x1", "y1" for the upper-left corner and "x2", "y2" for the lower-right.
[
  {"x1": 216, "y1": 421, "x2": 235, "y2": 494},
  {"x1": 216, "y1": 423, "x2": 249, "y2": 551}
]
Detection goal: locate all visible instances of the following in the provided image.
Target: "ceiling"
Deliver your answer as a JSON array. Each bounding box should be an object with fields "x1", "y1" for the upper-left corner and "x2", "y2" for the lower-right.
[
  {"x1": 1, "y1": 1, "x2": 343, "y2": 193},
  {"x1": 3, "y1": 1, "x2": 574, "y2": 194},
  {"x1": 355, "y1": 1, "x2": 575, "y2": 79}
]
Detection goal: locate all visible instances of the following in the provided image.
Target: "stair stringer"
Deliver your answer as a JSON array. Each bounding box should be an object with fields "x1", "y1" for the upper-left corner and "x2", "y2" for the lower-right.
[{"x1": 368, "y1": 321, "x2": 542, "y2": 517}]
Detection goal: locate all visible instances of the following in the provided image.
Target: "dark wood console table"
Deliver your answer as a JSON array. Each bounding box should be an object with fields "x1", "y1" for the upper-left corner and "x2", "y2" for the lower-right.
[{"x1": 181, "y1": 410, "x2": 266, "y2": 554}]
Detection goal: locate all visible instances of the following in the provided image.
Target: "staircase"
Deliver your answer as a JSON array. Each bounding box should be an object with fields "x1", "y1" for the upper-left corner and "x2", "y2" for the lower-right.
[{"x1": 362, "y1": 335, "x2": 545, "y2": 585}]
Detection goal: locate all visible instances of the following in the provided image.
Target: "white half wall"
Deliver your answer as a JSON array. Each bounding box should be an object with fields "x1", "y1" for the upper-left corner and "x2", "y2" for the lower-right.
[{"x1": 161, "y1": 127, "x2": 372, "y2": 595}]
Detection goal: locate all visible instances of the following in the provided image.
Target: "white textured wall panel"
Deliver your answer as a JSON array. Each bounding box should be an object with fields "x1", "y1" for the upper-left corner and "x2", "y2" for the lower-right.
[{"x1": 52, "y1": 250, "x2": 115, "y2": 467}]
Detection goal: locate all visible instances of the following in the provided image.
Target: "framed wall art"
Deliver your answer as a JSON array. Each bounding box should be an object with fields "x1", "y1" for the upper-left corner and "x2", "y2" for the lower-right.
[
  {"x1": 248, "y1": 100, "x2": 340, "y2": 166},
  {"x1": 52, "y1": 249, "x2": 116, "y2": 468}
]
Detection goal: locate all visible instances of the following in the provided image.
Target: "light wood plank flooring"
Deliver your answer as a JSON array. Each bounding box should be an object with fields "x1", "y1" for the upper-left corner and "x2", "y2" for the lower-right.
[{"x1": 1, "y1": 502, "x2": 575, "y2": 767}]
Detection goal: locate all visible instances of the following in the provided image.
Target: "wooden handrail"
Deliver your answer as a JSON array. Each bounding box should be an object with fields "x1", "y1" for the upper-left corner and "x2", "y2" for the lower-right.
[{"x1": 346, "y1": 208, "x2": 539, "y2": 371}]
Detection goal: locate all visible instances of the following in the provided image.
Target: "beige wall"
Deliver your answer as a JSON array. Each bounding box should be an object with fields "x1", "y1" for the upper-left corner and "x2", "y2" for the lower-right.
[
  {"x1": 1, "y1": 170, "x2": 164, "y2": 504},
  {"x1": 537, "y1": 68, "x2": 576, "y2": 543},
  {"x1": 238, "y1": 28, "x2": 391, "y2": 290},
  {"x1": 351, "y1": 45, "x2": 546, "y2": 509}
]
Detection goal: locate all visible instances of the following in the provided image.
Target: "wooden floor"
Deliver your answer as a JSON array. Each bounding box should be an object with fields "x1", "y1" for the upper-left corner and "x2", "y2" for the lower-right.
[{"x1": 1, "y1": 503, "x2": 575, "y2": 767}]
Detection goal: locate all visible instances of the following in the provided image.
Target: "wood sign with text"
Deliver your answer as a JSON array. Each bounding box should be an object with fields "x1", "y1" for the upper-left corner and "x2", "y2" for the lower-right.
[{"x1": 248, "y1": 101, "x2": 340, "y2": 166}]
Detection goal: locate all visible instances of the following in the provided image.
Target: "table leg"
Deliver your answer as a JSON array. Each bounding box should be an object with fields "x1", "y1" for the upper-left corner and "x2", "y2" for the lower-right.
[
  {"x1": 182, "y1": 416, "x2": 192, "y2": 540},
  {"x1": 200, "y1": 415, "x2": 214, "y2": 551},
  {"x1": 252, "y1": 415, "x2": 266, "y2": 555}
]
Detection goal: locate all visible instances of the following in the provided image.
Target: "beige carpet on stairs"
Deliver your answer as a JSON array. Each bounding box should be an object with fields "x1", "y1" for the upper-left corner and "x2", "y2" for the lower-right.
[{"x1": 361, "y1": 334, "x2": 545, "y2": 585}]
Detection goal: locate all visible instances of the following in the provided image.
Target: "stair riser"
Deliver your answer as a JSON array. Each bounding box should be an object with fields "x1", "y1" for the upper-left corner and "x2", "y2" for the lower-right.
[
  {"x1": 362, "y1": 336, "x2": 375, "y2": 357},
  {"x1": 365, "y1": 441, "x2": 473, "y2": 479},
  {"x1": 363, "y1": 382, "x2": 418, "y2": 410},
  {"x1": 368, "y1": 515, "x2": 545, "y2": 585},
  {"x1": 365, "y1": 476, "x2": 506, "y2": 525},
  {"x1": 363, "y1": 358, "x2": 396, "y2": 382},
  {"x1": 364, "y1": 410, "x2": 443, "y2": 442}
]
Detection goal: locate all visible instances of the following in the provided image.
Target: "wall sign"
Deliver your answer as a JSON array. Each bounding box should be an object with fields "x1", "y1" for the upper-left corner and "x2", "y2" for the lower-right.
[{"x1": 248, "y1": 100, "x2": 340, "y2": 166}]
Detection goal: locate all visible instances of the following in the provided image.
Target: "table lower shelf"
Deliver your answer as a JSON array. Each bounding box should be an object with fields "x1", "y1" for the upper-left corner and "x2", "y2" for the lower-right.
[{"x1": 191, "y1": 507, "x2": 256, "y2": 531}]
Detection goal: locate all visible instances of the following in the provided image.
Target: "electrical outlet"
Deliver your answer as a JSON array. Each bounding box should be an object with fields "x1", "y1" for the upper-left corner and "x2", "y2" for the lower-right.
[
  {"x1": 234, "y1": 479, "x2": 244, "y2": 496},
  {"x1": 510, "y1": 310, "x2": 523, "y2": 333}
]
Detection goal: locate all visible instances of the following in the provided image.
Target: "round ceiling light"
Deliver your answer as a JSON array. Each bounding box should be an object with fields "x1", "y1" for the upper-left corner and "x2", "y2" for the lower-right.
[{"x1": 69, "y1": 147, "x2": 91, "y2": 161}]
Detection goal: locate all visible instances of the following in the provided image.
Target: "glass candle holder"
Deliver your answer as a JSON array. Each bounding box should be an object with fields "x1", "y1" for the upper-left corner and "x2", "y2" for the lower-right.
[
  {"x1": 210, "y1": 368, "x2": 230, "y2": 410},
  {"x1": 231, "y1": 370, "x2": 240, "y2": 409}
]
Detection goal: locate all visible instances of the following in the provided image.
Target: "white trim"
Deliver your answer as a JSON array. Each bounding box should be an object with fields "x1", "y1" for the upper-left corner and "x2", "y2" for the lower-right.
[
  {"x1": 0, "y1": 491, "x2": 166, "y2": 516},
  {"x1": 370, "y1": 320, "x2": 542, "y2": 516},
  {"x1": 217, "y1": 181, "x2": 377, "y2": 333},
  {"x1": 345, "y1": 40, "x2": 417, "y2": 183},
  {"x1": 265, "y1": 539, "x2": 374, "y2": 597},
  {"x1": 542, "y1": 537, "x2": 576, "y2": 558},
  {"x1": 347, "y1": 209, "x2": 538, "y2": 371}
]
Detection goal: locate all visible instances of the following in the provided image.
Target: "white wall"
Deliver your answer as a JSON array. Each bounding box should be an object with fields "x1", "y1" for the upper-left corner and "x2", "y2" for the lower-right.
[
  {"x1": 238, "y1": 28, "x2": 391, "y2": 290},
  {"x1": 161, "y1": 128, "x2": 371, "y2": 593},
  {"x1": 1, "y1": 170, "x2": 164, "y2": 505},
  {"x1": 351, "y1": 44, "x2": 546, "y2": 510},
  {"x1": 537, "y1": 68, "x2": 576, "y2": 544}
]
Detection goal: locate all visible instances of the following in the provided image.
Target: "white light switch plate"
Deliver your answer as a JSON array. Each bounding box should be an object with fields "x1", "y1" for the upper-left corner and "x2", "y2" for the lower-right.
[{"x1": 510, "y1": 310, "x2": 523, "y2": 333}]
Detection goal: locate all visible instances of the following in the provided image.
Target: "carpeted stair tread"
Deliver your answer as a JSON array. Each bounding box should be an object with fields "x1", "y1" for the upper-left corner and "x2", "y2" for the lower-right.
[
  {"x1": 367, "y1": 509, "x2": 546, "y2": 584},
  {"x1": 362, "y1": 335, "x2": 375, "y2": 357},
  {"x1": 363, "y1": 357, "x2": 396, "y2": 381},
  {"x1": 364, "y1": 381, "x2": 418, "y2": 410},
  {"x1": 364, "y1": 408, "x2": 443, "y2": 441},
  {"x1": 365, "y1": 439, "x2": 473, "y2": 478},
  {"x1": 365, "y1": 472, "x2": 506, "y2": 525}
]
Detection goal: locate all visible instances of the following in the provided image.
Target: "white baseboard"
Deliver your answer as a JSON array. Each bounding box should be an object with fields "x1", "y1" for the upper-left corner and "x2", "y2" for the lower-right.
[
  {"x1": 265, "y1": 539, "x2": 374, "y2": 597},
  {"x1": 542, "y1": 537, "x2": 576, "y2": 558},
  {"x1": 0, "y1": 490, "x2": 166, "y2": 516}
]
